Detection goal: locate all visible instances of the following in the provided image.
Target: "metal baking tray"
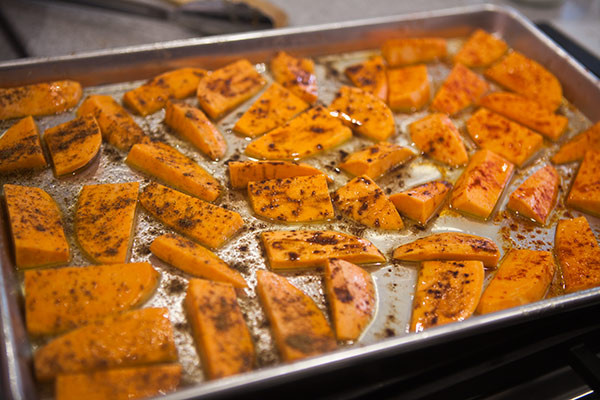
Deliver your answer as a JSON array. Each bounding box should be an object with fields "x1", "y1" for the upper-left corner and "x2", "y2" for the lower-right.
[{"x1": 1, "y1": 3, "x2": 600, "y2": 400}]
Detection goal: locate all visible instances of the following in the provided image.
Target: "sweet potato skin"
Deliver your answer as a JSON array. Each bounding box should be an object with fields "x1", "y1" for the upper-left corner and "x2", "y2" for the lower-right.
[
  {"x1": 508, "y1": 165, "x2": 559, "y2": 224},
  {"x1": 454, "y1": 29, "x2": 507, "y2": 67},
  {"x1": 0, "y1": 80, "x2": 82, "y2": 120},
  {"x1": 344, "y1": 56, "x2": 387, "y2": 101},
  {"x1": 339, "y1": 142, "x2": 414, "y2": 179},
  {"x1": 0, "y1": 116, "x2": 47, "y2": 173},
  {"x1": 552, "y1": 121, "x2": 600, "y2": 164},
  {"x1": 431, "y1": 63, "x2": 488, "y2": 115},
  {"x1": 229, "y1": 160, "x2": 328, "y2": 189},
  {"x1": 409, "y1": 113, "x2": 469, "y2": 167},
  {"x1": 387, "y1": 65, "x2": 430, "y2": 111},
  {"x1": 566, "y1": 150, "x2": 600, "y2": 217},
  {"x1": 270, "y1": 51, "x2": 318, "y2": 104},
  {"x1": 390, "y1": 180, "x2": 452, "y2": 224},
  {"x1": 382, "y1": 38, "x2": 447, "y2": 66}
]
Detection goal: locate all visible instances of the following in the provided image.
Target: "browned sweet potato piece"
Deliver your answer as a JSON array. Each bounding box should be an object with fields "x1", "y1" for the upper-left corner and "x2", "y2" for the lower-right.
[
  {"x1": 339, "y1": 142, "x2": 414, "y2": 179},
  {"x1": 228, "y1": 160, "x2": 328, "y2": 189},
  {"x1": 382, "y1": 38, "x2": 447, "y2": 66},
  {"x1": 431, "y1": 64, "x2": 488, "y2": 115},
  {"x1": 566, "y1": 150, "x2": 600, "y2": 216},
  {"x1": 344, "y1": 56, "x2": 387, "y2": 101},
  {"x1": 508, "y1": 165, "x2": 559, "y2": 224},
  {"x1": 454, "y1": 29, "x2": 508, "y2": 67},
  {"x1": 552, "y1": 121, "x2": 600, "y2": 164},
  {"x1": 387, "y1": 65, "x2": 430, "y2": 111},
  {"x1": 0, "y1": 80, "x2": 82, "y2": 120},
  {"x1": 271, "y1": 51, "x2": 318, "y2": 104},
  {"x1": 0, "y1": 116, "x2": 47, "y2": 173},
  {"x1": 409, "y1": 113, "x2": 469, "y2": 166},
  {"x1": 389, "y1": 180, "x2": 452, "y2": 225}
]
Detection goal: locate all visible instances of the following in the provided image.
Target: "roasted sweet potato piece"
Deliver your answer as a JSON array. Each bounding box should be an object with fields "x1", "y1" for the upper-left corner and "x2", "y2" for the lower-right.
[
  {"x1": 262, "y1": 230, "x2": 385, "y2": 269},
  {"x1": 270, "y1": 51, "x2": 318, "y2": 104},
  {"x1": 248, "y1": 175, "x2": 334, "y2": 222},
  {"x1": 333, "y1": 175, "x2": 404, "y2": 229},
  {"x1": 44, "y1": 115, "x2": 102, "y2": 176},
  {"x1": 476, "y1": 249, "x2": 555, "y2": 314},
  {"x1": 467, "y1": 108, "x2": 544, "y2": 167},
  {"x1": 339, "y1": 142, "x2": 414, "y2": 179},
  {"x1": 185, "y1": 279, "x2": 254, "y2": 379},
  {"x1": 566, "y1": 150, "x2": 600, "y2": 216},
  {"x1": 387, "y1": 65, "x2": 430, "y2": 111},
  {"x1": 150, "y1": 233, "x2": 246, "y2": 288},
  {"x1": 382, "y1": 38, "x2": 447, "y2": 67},
  {"x1": 25, "y1": 262, "x2": 159, "y2": 336},
  {"x1": 454, "y1": 29, "x2": 508, "y2": 67},
  {"x1": 324, "y1": 258, "x2": 375, "y2": 341},
  {"x1": 233, "y1": 83, "x2": 309, "y2": 137},
  {"x1": 450, "y1": 149, "x2": 514, "y2": 219},
  {"x1": 56, "y1": 364, "x2": 182, "y2": 400},
  {"x1": 0, "y1": 80, "x2": 82, "y2": 120},
  {"x1": 555, "y1": 216, "x2": 600, "y2": 293},
  {"x1": 431, "y1": 63, "x2": 488, "y2": 115},
  {"x1": 552, "y1": 121, "x2": 600, "y2": 164},
  {"x1": 0, "y1": 116, "x2": 46, "y2": 173},
  {"x1": 256, "y1": 270, "x2": 336, "y2": 361},
  {"x1": 140, "y1": 182, "x2": 243, "y2": 248},
  {"x1": 245, "y1": 106, "x2": 352, "y2": 160},
  {"x1": 411, "y1": 260, "x2": 484, "y2": 332},
  {"x1": 344, "y1": 56, "x2": 387, "y2": 101},
  {"x1": 389, "y1": 180, "x2": 452, "y2": 225},
  {"x1": 229, "y1": 160, "x2": 328, "y2": 189},
  {"x1": 197, "y1": 59, "x2": 266, "y2": 119},
  {"x1": 34, "y1": 308, "x2": 177, "y2": 381},
  {"x1": 164, "y1": 102, "x2": 227, "y2": 160},
  {"x1": 4, "y1": 184, "x2": 69, "y2": 269},
  {"x1": 123, "y1": 67, "x2": 207, "y2": 116},
  {"x1": 409, "y1": 113, "x2": 469, "y2": 166},
  {"x1": 329, "y1": 86, "x2": 395, "y2": 141},
  {"x1": 508, "y1": 165, "x2": 559, "y2": 224},
  {"x1": 77, "y1": 94, "x2": 146, "y2": 150},
  {"x1": 485, "y1": 51, "x2": 562, "y2": 111},
  {"x1": 479, "y1": 92, "x2": 568, "y2": 141},
  {"x1": 126, "y1": 141, "x2": 220, "y2": 201},
  {"x1": 392, "y1": 232, "x2": 500, "y2": 267}
]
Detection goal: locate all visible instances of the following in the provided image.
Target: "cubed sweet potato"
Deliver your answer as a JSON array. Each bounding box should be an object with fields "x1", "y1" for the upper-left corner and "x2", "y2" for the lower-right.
[
  {"x1": 507, "y1": 164, "x2": 559, "y2": 224},
  {"x1": 0, "y1": 80, "x2": 82, "y2": 120},
  {"x1": 552, "y1": 121, "x2": 600, "y2": 164},
  {"x1": 270, "y1": 51, "x2": 318, "y2": 104},
  {"x1": 454, "y1": 29, "x2": 507, "y2": 67},
  {"x1": 382, "y1": 38, "x2": 447, "y2": 67},
  {"x1": 387, "y1": 65, "x2": 430, "y2": 111},
  {"x1": 344, "y1": 56, "x2": 387, "y2": 101},
  {"x1": 566, "y1": 150, "x2": 600, "y2": 216},
  {"x1": 0, "y1": 116, "x2": 47, "y2": 173},
  {"x1": 389, "y1": 180, "x2": 452, "y2": 224},
  {"x1": 228, "y1": 160, "x2": 328, "y2": 189},
  {"x1": 339, "y1": 142, "x2": 414, "y2": 179},
  {"x1": 431, "y1": 63, "x2": 488, "y2": 115},
  {"x1": 409, "y1": 113, "x2": 469, "y2": 166}
]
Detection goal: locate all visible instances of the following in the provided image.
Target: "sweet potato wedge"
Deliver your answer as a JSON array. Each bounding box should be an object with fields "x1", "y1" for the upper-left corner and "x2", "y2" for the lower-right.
[
  {"x1": 389, "y1": 180, "x2": 452, "y2": 225},
  {"x1": 409, "y1": 113, "x2": 469, "y2": 167},
  {"x1": 555, "y1": 216, "x2": 600, "y2": 293},
  {"x1": 382, "y1": 38, "x2": 447, "y2": 67},
  {"x1": 185, "y1": 279, "x2": 254, "y2": 379},
  {"x1": 55, "y1": 364, "x2": 182, "y2": 400},
  {"x1": 324, "y1": 258, "x2": 375, "y2": 341},
  {"x1": 454, "y1": 29, "x2": 508, "y2": 67},
  {"x1": 411, "y1": 260, "x2": 484, "y2": 332},
  {"x1": 566, "y1": 150, "x2": 600, "y2": 216},
  {"x1": 392, "y1": 232, "x2": 500, "y2": 267},
  {"x1": 256, "y1": 270, "x2": 336, "y2": 361},
  {"x1": 450, "y1": 149, "x2": 514, "y2": 219},
  {"x1": 431, "y1": 63, "x2": 488, "y2": 115},
  {"x1": 0, "y1": 80, "x2": 82, "y2": 120},
  {"x1": 508, "y1": 164, "x2": 559, "y2": 224},
  {"x1": 0, "y1": 116, "x2": 47, "y2": 173},
  {"x1": 245, "y1": 106, "x2": 352, "y2": 160},
  {"x1": 34, "y1": 307, "x2": 177, "y2": 381},
  {"x1": 164, "y1": 102, "x2": 227, "y2": 160},
  {"x1": 333, "y1": 175, "x2": 404, "y2": 229},
  {"x1": 552, "y1": 121, "x2": 600, "y2": 164},
  {"x1": 344, "y1": 56, "x2": 387, "y2": 101},
  {"x1": 338, "y1": 142, "x2": 414, "y2": 179},
  {"x1": 150, "y1": 233, "x2": 246, "y2": 288},
  {"x1": 4, "y1": 184, "x2": 69, "y2": 269},
  {"x1": 229, "y1": 160, "x2": 328, "y2": 189},
  {"x1": 248, "y1": 175, "x2": 334, "y2": 222},
  {"x1": 262, "y1": 230, "x2": 385, "y2": 269},
  {"x1": 476, "y1": 249, "x2": 555, "y2": 314},
  {"x1": 25, "y1": 262, "x2": 159, "y2": 336},
  {"x1": 270, "y1": 51, "x2": 318, "y2": 104},
  {"x1": 140, "y1": 182, "x2": 243, "y2": 248},
  {"x1": 387, "y1": 65, "x2": 430, "y2": 111},
  {"x1": 126, "y1": 140, "x2": 220, "y2": 201},
  {"x1": 44, "y1": 115, "x2": 102, "y2": 176}
]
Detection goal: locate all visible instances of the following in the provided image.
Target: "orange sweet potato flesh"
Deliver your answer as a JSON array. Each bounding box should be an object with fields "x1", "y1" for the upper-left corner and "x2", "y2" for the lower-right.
[
  {"x1": 454, "y1": 29, "x2": 508, "y2": 67},
  {"x1": 126, "y1": 141, "x2": 220, "y2": 201},
  {"x1": 185, "y1": 279, "x2": 254, "y2": 379},
  {"x1": 262, "y1": 230, "x2": 385, "y2": 269},
  {"x1": 476, "y1": 249, "x2": 555, "y2": 314},
  {"x1": 44, "y1": 115, "x2": 102, "y2": 176},
  {"x1": 329, "y1": 86, "x2": 395, "y2": 141},
  {"x1": 139, "y1": 182, "x2": 243, "y2": 249},
  {"x1": 164, "y1": 102, "x2": 227, "y2": 160},
  {"x1": 387, "y1": 65, "x2": 430, "y2": 111},
  {"x1": 467, "y1": 108, "x2": 544, "y2": 167},
  {"x1": 150, "y1": 233, "x2": 246, "y2": 288},
  {"x1": 55, "y1": 364, "x2": 181, "y2": 400},
  {"x1": 409, "y1": 113, "x2": 469, "y2": 167},
  {"x1": 270, "y1": 51, "x2": 318, "y2": 104},
  {"x1": 197, "y1": 59, "x2": 266, "y2": 119},
  {"x1": 344, "y1": 56, "x2": 387, "y2": 101},
  {"x1": 431, "y1": 63, "x2": 488, "y2": 115},
  {"x1": 245, "y1": 106, "x2": 352, "y2": 160},
  {"x1": 382, "y1": 38, "x2": 447, "y2": 67},
  {"x1": 555, "y1": 216, "x2": 600, "y2": 293},
  {"x1": 256, "y1": 270, "x2": 336, "y2": 361},
  {"x1": 333, "y1": 175, "x2": 404, "y2": 229},
  {"x1": 566, "y1": 150, "x2": 600, "y2": 217},
  {"x1": 248, "y1": 175, "x2": 334, "y2": 222},
  {"x1": 450, "y1": 149, "x2": 514, "y2": 219},
  {"x1": 392, "y1": 232, "x2": 500, "y2": 267},
  {"x1": 0, "y1": 80, "x2": 82, "y2": 120},
  {"x1": 390, "y1": 180, "x2": 452, "y2": 225},
  {"x1": 552, "y1": 121, "x2": 600, "y2": 164},
  {"x1": 233, "y1": 82, "x2": 309, "y2": 137},
  {"x1": 508, "y1": 164, "x2": 559, "y2": 224},
  {"x1": 324, "y1": 258, "x2": 375, "y2": 341},
  {"x1": 411, "y1": 260, "x2": 484, "y2": 332},
  {"x1": 25, "y1": 262, "x2": 159, "y2": 336},
  {"x1": 485, "y1": 51, "x2": 562, "y2": 111},
  {"x1": 77, "y1": 94, "x2": 146, "y2": 150},
  {"x1": 229, "y1": 160, "x2": 328, "y2": 189},
  {"x1": 4, "y1": 184, "x2": 69, "y2": 269},
  {"x1": 34, "y1": 307, "x2": 177, "y2": 381},
  {"x1": 0, "y1": 116, "x2": 47, "y2": 173},
  {"x1": 339, "y1": 142, "x2": 414, "y2": 179},
  {"x1": 123, "y1": 67, "x2": 207, "y2": 116}
]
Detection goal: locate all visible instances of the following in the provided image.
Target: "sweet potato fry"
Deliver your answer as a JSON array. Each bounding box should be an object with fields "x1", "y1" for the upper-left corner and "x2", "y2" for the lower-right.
[
  {"x1": 409, "y1": 113, "x2": 469, "y2": 166},
  {"x1": 339, "y1": 142, "x2": 414, "y2": 179},
  {"x1": 229, "y1": 160, "x2": 328, "y2": 189},
  {"x1": 508, "y1": 164, "x2": 559, "y2": 224},
  {"x1": 389, "y1": 180, "x2": 452, "y2": 225},
  {"x1": 387, "y1": 65, "x2": 430, "y2": 111},
  {"x1": 270, "y1": 51, "x2": 318, "y2": 104},
  {"x1": 382, "y1": 38, "x2": 447, "y2": 67},
  {"x1": 552, "y1": 121, "x2": 600, "y2": 164},
  {"x1": 344, "y1": 56, "x2": 387, "y2": 101},
  {"x1": 0, "y1": 80, "x2": 82, "y2": 120},
  {"x1": 0, "y1": 116, "x2": 47, "y2": 173},
  {"x1": 454, "y1": 29, "x2": 508, "y2": 67},
  {"x1": 566, "y1": 150, "x2": 600, "y2": 216},
  {"x1": 431, "y1": 63, "x2": 488, "y2": 115}
]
